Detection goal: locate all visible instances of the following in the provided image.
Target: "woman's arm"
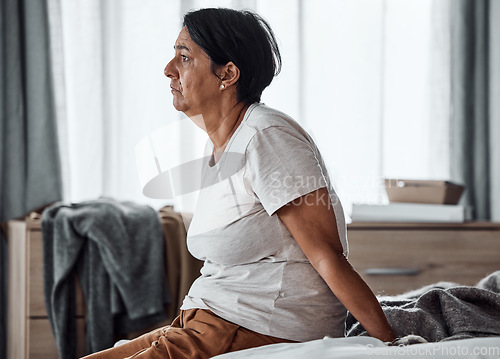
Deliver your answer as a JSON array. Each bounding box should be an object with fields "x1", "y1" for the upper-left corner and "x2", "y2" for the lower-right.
[{"x1": 277, "y1": 187, "x2": 396, "y2": 343}]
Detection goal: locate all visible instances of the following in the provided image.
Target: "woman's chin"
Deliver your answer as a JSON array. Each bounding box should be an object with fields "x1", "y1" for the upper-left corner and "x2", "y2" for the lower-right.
[{"x1": 172, "y1": 99, "x2": 186, "y2": 113}]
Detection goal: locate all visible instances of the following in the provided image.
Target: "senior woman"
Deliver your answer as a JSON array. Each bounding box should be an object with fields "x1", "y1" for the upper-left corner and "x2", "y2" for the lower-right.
[{"x1": 83, "y1": 7, "x2": 395, "y2": 359}]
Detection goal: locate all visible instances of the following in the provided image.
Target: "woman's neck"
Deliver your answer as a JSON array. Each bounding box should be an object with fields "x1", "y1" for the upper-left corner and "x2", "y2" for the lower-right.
[{"x1": 207, "y1": 102, "x2": 249, "y2": 161}]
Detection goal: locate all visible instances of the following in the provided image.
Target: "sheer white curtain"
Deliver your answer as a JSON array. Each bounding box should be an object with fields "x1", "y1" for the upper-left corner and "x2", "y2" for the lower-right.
[
  {"x1": 261, "y1": 0, "x2": 451, "y2": 216},
  {"x1": 51, "y1": 0, "x2": 184, "y2": 209},
  {"x1": 49, "y1": 0, "x2": 451, "y2": 215}
]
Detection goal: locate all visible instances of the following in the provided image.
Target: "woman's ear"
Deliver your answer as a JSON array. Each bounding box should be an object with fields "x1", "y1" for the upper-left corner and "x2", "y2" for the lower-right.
[{"x1": 219, "y1": 62, "x2": 240, "y2": 89}]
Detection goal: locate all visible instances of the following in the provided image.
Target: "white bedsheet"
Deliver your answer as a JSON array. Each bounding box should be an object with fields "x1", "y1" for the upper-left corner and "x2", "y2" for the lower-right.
[{"x1": 212, "y1": 336, "x2": 500, "y2": 359}]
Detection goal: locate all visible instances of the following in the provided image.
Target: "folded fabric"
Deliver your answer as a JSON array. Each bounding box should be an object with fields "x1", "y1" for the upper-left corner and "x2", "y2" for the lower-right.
[
  {"x1": 42, "y1": 198, "x2": 170, "y2": 358},
  {"x1": 346, "y1": 271, "x2": 500, "y2": 342}
]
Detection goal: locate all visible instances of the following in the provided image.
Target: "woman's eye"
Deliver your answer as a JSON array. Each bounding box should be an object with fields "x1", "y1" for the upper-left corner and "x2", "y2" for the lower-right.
[{"x1": 181, "y1": 55, "x2": 189, "y2": 62}]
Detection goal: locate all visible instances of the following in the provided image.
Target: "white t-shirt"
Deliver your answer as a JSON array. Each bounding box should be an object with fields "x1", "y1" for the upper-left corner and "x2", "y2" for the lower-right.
[{"x1": 181, "y1": 103, "x2": 348, "y2": 342}]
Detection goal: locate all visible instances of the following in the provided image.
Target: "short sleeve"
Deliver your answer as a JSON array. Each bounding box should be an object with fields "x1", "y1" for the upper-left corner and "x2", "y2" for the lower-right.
[{"x1": 245, "y1": 126, "x2": 328, "y2": 216}]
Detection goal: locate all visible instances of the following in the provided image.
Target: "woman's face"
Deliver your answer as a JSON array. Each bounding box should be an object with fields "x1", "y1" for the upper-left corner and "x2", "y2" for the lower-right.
[{"x1": 164, "y1": 27, "x2": 221, "y2": 118}]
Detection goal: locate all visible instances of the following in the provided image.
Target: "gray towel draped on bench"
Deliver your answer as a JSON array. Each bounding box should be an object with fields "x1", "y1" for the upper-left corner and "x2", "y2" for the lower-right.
[{"x1": 42, "y1": 198, "x2": 170, "y2": 358}]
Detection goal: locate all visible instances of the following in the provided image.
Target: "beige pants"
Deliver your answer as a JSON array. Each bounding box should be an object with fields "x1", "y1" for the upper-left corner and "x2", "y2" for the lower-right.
[{"x1": 81, "y1": 309, "x2": 294, "y2": 359}]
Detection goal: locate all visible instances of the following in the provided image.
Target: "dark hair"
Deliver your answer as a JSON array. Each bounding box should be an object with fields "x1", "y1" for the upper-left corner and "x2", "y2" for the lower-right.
[{"x1": 183, "y1": 8, "x2": 281, "y2": 104}]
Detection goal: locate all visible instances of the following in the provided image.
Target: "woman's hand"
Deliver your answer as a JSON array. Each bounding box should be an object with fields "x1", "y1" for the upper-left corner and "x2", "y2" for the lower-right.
[{"x1": 277, "y1": 187, "x2": 396, "y2": 343}]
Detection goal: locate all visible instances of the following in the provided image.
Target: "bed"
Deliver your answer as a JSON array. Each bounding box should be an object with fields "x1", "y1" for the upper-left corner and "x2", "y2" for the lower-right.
[
  {"x1": 213, "y1": 271, "x2": 500, "y2": 359},
  {"x1": 213, "y1": 336, "x2": 500, "y2": 359}
]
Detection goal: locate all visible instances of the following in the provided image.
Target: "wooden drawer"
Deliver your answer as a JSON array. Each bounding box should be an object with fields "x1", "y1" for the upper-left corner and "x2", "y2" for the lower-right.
[
  {"x1": 8, "y1": 220, "x2": 86, "y2": 359},
  {"x1": 347, "y1": 223, "x2": 500, "y2": 295},
  {"x1": 28, "y1": 229, "x2": 85, "y2": 317},
  {"x1": 28, "y1": 318, "x2": 86, "y2": 359}
]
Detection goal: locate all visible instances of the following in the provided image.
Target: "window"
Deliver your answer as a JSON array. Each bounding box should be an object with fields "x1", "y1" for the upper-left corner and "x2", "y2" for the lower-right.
[{"x1": 54, "y1": 0, "x2": 450, "y2": 218}]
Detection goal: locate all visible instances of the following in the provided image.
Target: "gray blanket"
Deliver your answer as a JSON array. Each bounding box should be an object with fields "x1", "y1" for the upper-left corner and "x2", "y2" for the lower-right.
[
  {"x1": 346, "y1": 271, "x2": 500, "y2": 342},
  {"x1": 42, "y1": 198, "x2": 170, "y2": 358}
]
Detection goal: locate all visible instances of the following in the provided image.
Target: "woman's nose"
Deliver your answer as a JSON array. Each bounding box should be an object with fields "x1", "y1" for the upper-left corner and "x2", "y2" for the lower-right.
[{"x1": 164, "y1": 58, "x2": 177, "y2": 79}]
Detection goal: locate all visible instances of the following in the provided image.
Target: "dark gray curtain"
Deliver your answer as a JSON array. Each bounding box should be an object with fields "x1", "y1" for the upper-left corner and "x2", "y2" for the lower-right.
[
  {"x1": 0, "y1": 0, "x2": 63, "y2": 357},
  {"x1": 450, "y1": 0, "x2": 500, "y2": 221}
]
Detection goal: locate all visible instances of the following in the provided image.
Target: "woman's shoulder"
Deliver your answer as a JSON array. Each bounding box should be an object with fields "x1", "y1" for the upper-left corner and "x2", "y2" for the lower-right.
[
  {"x1": 244, "y1": 103, "x2": 311, "y2": 141},
  {"x1": 246, "y1": 103, "x2": 296, "y2": 128}
]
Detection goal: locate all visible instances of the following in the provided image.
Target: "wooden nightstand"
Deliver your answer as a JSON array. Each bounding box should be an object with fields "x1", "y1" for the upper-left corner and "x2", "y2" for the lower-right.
[
  {"x1": 347, "y1": 222, "x2": 500, "y2": 295},
  {"x1": 7, "y1": 218, "x2": 87, "y2": 359},
  {"x1": 7, "y1": 208, "x2": 201, "y2": 359}
]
